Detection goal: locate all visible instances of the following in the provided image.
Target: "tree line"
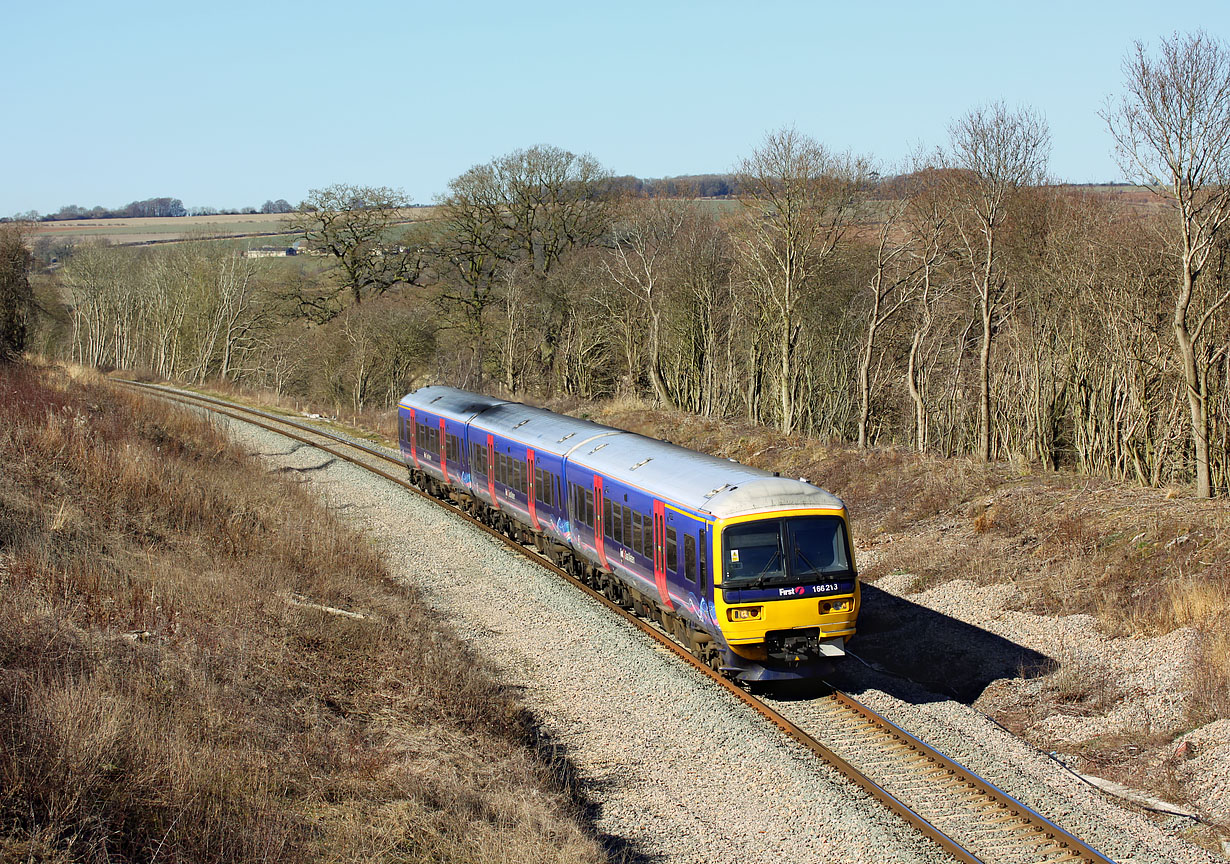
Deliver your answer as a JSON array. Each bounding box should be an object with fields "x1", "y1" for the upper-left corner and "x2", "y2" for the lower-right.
[
  {"x1": 6, "y1": 197, "x2": 300, "y2": 223},
  {"x1": 23, "y1": 32, "x2": 1230, "y2": 497}
]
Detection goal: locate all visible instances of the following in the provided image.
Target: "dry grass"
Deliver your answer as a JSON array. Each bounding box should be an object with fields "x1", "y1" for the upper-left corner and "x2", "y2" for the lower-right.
[{"x1": 0, "y1": 361, "x2": 609, "y2": 864}]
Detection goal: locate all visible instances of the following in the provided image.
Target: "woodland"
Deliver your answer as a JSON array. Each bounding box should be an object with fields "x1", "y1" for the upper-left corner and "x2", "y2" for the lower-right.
[{"x1": 10, "y1": 32, "x2": 1230, "y2": 498}]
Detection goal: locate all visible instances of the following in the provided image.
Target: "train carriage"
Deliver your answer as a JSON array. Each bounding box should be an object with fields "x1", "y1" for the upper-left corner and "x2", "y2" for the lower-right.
[
  {"x1": 399, "y1": 387, "x2": 505, "y2": 495},
  {"x1": 398, "y1": 385, "x2": 860, "y2": 682},
  {"x1": 466, "y1": 402, "x2": 613, "y2": 549}
]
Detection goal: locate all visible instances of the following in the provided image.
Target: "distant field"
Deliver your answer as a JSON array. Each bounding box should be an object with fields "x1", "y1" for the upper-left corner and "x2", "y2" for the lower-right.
[
  {"x1": 24, "y1": 187, "x2": 1161, "y2": 248},
  {"x1": 28, "y1": 207, "x2": 439, "y2": 246}
]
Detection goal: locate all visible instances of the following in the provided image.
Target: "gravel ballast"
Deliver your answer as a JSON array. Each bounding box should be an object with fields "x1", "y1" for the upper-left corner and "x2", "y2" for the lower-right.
[{"x1": 214, "y1": 412, "x2": 1223, "y2": 863}]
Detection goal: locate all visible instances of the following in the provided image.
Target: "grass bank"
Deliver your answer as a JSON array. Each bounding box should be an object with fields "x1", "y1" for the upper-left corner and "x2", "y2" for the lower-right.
[{"x1": 0, "y1": 362, "x2": 609, "y2": 864}]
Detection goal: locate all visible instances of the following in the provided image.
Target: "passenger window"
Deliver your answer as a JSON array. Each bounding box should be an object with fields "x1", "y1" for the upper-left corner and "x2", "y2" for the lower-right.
[
  {"x1": 622, "y1": 505, "x2": 632, "y2": 547},
  {"x1": 585, "y1": 490, "x2": 595, "y2": 528},
  {"x1": 666, "y1": 526, "x2": 678, "y2": 572},
  {"x1": 612, "y1": 503, "x2": 622, "y2": 545},
  {"x1": 603, "y1": 498, "x2": 613, "y2": 539},
  {"x1": 632, "y1": 511, "x2": 643, "y2": 556},
  {"x1": 685, "y1": 534, "x2": 696, "y2": 582}
]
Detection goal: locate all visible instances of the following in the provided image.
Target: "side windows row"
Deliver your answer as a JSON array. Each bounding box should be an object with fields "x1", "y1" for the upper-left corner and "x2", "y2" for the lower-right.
[{"x1": 468, "y1": 444, "x2": 561, "y2": 508}]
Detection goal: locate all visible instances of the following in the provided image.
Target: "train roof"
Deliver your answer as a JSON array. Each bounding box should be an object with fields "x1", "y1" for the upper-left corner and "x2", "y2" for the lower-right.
[
  {"x1": 567, "y1": 430, "x2": 844, "y2": 519},
  {"x1": 400, "y1": 386, "x2": 845, "y2": 519},
  {"x1": 468, "y1": 400, "x2": 616, "y2": 457},
  {"x1": 399, "y1": 386, "x2": 508, "y2": 422}
]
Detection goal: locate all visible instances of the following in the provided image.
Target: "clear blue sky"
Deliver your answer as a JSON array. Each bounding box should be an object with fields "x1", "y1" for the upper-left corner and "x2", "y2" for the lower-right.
[{"x1": 7, "y1": 1, "x2": 1228, "y2": 216}]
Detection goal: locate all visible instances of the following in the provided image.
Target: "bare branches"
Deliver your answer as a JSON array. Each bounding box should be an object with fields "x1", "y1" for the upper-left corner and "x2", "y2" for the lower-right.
[
  {"x1": 1106, "y1": 31, "x2": 1230, "y2": 496},
  {"x1": 733, "y1": 127, "x2": 871, "y2": 433},
  {"x1": 287, "y1": 184, "x2": 426, "y2": 319},
  {"x1": 944, "y1": 102, "x2": 1051, "y2": 460},
  {"x1": 0, "y1": 224, "x2": 34, "y2": 360}
]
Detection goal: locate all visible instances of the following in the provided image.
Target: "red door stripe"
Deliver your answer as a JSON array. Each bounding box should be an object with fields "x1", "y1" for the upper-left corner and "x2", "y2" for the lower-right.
[
  {"x1": 409, "y1": 410, "x2": 419, "y2": 468},
  {"x1": 527, "y1": 449, "x2": 540, "y2": 530},
  {"x1": 439, "y1": 418, "x2": 448, "y2": 482},
  {"x1": 653, "y1": 499, "x2": 673, "y2": 610},
  {"x1": 594, "y1": 475, "x2": 607, "y2": 569},
  {"x1": 486, "y1": 434, "x2": 498, "y2": 509}
]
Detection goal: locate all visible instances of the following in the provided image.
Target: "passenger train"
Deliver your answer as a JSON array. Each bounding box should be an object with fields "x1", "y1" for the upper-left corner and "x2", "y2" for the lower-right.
[{"x1": 398, "y1": 386, "x2": 859, "y2": 682}]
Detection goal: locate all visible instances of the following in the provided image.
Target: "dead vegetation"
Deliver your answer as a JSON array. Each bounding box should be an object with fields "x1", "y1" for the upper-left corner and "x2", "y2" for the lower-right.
[{"x1": 0, "y1": 361, "x2": 609, "y2": 864}]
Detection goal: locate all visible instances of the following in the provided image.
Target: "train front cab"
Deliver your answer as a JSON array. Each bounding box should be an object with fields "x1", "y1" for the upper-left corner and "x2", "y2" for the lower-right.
[{"x1": 712, "y1": 507, "x2": 860, "y2": 682}]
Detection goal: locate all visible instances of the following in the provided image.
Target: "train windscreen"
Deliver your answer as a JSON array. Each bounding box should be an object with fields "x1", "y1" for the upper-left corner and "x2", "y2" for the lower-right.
[{"x1": 721, "y1": 516, "x2": 851, "y2": 589}]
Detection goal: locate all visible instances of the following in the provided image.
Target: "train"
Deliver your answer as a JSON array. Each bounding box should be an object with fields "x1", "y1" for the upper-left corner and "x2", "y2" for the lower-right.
[{"x1": 397, "y1": 386, "x2": 860, "y2": 682}]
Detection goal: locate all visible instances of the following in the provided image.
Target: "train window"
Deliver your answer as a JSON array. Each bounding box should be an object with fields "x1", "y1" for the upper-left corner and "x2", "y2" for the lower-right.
[
  {"x1": 584, "y1": 490, "x2": 594, "y2": 528},
  {"x1": 534, "y1": 468, "x2": 542, "y2": 503},
  {"x1": 603, "y1": 498, "x2": 613, "y2": 539},
  {"x1": 684, "y1": 534, "x2": 696, "y2": 582},
  {"x1": 666, "y1": 526, "x2": 678, "y2": 572},
  {"x1": 622, "y1": 505, "x2": 632, "y2": 548},
  {"x1": 632, "y1": 511, "x2": 644, "y2": 557},
  {"x1": 517, "y1": 460, "x2": 527, "y2": 494},
  {"x1": 611, "y1": 503, "x2": 623, "y2": 545}
]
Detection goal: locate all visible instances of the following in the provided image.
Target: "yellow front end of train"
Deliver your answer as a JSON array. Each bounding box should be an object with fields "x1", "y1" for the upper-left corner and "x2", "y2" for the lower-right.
[{"x1": 712, "y1": 508, "x2": 859, "y2": 664}]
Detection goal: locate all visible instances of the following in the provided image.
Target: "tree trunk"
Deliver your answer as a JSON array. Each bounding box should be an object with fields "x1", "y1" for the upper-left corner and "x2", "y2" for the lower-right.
[
  {"x1": 1176, "y1": 265, "x2": 1213, "y2": 496},
  {"x1": 907, "y1": 330, "x2": 927, "y2": 453}
]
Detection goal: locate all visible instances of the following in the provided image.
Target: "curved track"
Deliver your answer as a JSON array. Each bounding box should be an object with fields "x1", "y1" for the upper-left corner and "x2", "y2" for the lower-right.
[{"x1": 117, "y1": 380, "x2": 1116, "y2": 864}]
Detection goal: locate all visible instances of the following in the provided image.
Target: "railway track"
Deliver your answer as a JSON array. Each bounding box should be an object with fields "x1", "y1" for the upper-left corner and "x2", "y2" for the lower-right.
[{"x1": 117, "y1": 379, "x2": 1116, "y2": 864}]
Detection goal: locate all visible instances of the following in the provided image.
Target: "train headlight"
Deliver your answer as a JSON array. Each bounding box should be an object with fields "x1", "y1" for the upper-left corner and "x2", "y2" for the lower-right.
[
  {"x1": 727, "y1": 606, "x2": 762, "y2": 621},
  {"x1": 821, "y1": 599, "x2": 852, "y2": 614}
]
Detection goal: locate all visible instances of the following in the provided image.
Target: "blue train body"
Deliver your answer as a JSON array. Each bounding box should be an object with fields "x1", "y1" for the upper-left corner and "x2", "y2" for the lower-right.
[{"x1": 398, "y1": 386, "x2": 860, "y2": 682}]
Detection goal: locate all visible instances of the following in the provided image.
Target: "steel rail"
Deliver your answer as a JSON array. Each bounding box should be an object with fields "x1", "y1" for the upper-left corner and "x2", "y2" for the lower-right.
[{"x1": 116, "y1": 379, "x2": 1116, "y2": 864}]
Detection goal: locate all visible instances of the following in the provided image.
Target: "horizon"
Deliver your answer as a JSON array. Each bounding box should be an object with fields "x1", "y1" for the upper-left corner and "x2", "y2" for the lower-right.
[{"x1": 8, "y1": 0, "x2": 1229, "y2": 216}]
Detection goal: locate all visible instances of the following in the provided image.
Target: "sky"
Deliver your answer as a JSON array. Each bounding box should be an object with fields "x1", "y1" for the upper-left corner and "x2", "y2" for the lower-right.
[{"x1": 7, "y1": 0, "x2": 1230, "y2": 216}]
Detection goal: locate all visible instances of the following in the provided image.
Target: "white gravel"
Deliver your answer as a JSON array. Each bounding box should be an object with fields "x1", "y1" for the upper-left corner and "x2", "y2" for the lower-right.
[{"x1": 216, "y1": 415, "x2": 949, "y2": 864}]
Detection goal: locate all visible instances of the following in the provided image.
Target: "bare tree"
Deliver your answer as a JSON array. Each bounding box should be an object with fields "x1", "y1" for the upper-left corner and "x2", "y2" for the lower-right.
[
  {"x1": 900, "y1": 161, "x2": 956, "y2": 452},
  {"x1": 1105, "y1": 31, "x2": 1230, "y2": 497},
  {"x1": 287, "y1": 184, "x2": 425, "y2": 321},
  {"x1": 856, "y1": 193, "x2": 919, "y2": 447},
  {"x1": 0, "y1": 224, "x2": 34, "y2": 361},
  {"x1": 945, "y1": 102, "x2": 1050, "y2": 461},
  {"x1": 733, "y1": 128, "x2": 868, "y2": 434},
  {"x1": 602, "y1": 198, "x2": 689, "y2": 408},
  {"x1": 436, "y1": 145, "x2": 615, "y2": 391}
]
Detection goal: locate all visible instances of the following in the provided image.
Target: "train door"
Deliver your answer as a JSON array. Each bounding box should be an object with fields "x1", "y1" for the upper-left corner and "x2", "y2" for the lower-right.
[
  {"x1": 652, "y1": 500, "x2": 673, "y2": 610},
  {"x1": 439, "y1": 418, "x2": 448, "y2": 482},
  {"x1": 527, "y1": 449, "x2": 540, "y2": 530},
  {"x1": 409, "y1": 409, "x2": 419, "y2": 468},
  {"x1": 485, "y1": 434, "x2": 498, "y2": 509},
  {"x1": 594, "y1": 475, "x2": 607, "y2": 567}
]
